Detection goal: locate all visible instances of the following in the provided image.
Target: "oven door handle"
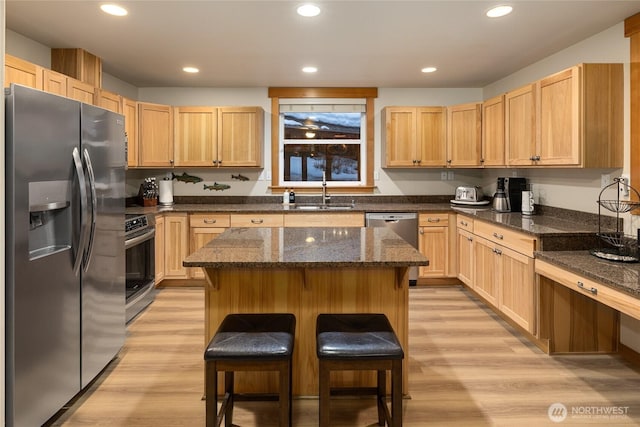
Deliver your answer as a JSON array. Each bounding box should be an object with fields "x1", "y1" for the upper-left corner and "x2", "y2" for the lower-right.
[{"x1": 125, "y1": 228, "x2": 155, "y2": 250}]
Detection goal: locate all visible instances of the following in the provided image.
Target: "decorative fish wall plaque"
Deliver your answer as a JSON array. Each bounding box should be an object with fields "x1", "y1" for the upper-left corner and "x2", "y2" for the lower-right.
[
  {"x1": 231, "y1": 174, "x2": 249, "y2": 181},
  {"x1": 172, "y1": 172, "x2": 203, "y2": 184},
  {"x1": 204, "y1": 183, "x2": 231, "y2": 191}
]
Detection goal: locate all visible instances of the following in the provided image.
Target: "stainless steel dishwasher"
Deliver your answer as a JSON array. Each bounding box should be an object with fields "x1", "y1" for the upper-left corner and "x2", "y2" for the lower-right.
[{"x1": 365, "y1": 212, "x2": 419, "y2": 286}]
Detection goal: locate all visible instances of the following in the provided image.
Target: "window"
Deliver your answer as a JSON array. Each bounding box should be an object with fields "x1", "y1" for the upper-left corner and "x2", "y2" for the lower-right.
[
  {"x1": 281, "y1": 108, "x2": 365, "y2": 186},
  {"x1": 268, "y1": 87, "x2": 377, "y2": 193}
]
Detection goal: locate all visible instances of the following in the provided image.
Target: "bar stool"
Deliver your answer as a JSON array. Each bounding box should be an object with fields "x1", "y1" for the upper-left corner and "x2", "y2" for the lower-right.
[
  {"x1": 316, "y1": 313, "x2": 404, "y2": 427},
  {"x1": 204, "y1": 313, "x2": 296, "y2": 427}
]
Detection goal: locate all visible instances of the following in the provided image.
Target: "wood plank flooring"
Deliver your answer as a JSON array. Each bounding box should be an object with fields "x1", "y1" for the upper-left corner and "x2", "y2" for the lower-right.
[{"x1": 49, "y1": 286, "x2": 640, "y2": 426}]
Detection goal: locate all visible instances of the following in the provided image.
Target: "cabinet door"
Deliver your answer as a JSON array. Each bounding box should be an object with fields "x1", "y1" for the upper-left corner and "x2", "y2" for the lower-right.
[
  {"x1": 154, "y1": 215, "x2": 165, "y2": 283},
  {"x1": 537, "y1": 66, "x2": 580, "y2": 165},
  {"x1": 416, "y1": 107, "x2": 447, "y2": 166},
  {"x1": 383, "y1": 107, "x2": 417, "y2": 167},
  {"x1": 457, "y1": 228, "x2": 474, "y2": 287},
  {"x1": 123, "y1": 98, "x2": 139, "y2": 168},
  {"x1": 95, "y1": 88, "x2": 122, "y2": 113},
  {"x1": 447, "y1": 103, "x2": 482, "y2": 167},
  {"x1": 42, "y1": 69, "x2": 67, "y2": 96},
  {"x1": 67, "y1": 78, "x2": 95, "y2": 104},
  {"x1": 164, "y1": 214, "x2": 189, "y2": 279},
  {"x1": 218, "y1": 107, "x2": 263, "y2": 167},
  {"x1": 189, "y1": 227, "x2": 226, "y2": 279},
  {"x1": 230, "y1": 214, "x2": 284, "y2": 228},
  {"x1": 418, "y1": 226, "x2": 448, "y2": 278},
  {"x1": 174, "y1": 107, "x2": 218, "y2": 167},
  {"x1": 505, "y1": 84, "x2": 536, "y2": 166},
  {"x1": 4, "y1": 54, "x2": 43, "y2": 89},
  {"x1": 499, "y1": 245, "x2": 535, "y2": 333},
  {"x1": 481, "y1": 95, "x2": 505, "y2": 166},
  {"x1": 138, "y1": 102, "x2": 174, "y2": 167},
  {"x1": 473, "y1": 236, "x2": 499, "y2": 306}
]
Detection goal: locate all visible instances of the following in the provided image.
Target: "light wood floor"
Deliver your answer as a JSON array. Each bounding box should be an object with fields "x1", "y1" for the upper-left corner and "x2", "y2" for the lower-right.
[{"x1": 49, "y1": 286, "x2": 640, "y2": 426}]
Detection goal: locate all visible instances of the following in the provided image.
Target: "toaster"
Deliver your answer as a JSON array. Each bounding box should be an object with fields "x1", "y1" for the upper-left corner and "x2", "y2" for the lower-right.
[{"x1": 455, "y1": 186, "x2": 484, "y2": 202}]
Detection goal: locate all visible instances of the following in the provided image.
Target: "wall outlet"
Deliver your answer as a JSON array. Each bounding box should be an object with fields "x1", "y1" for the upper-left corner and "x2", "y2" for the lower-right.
[
  {"x1": 447, "y1": 171, "x2": 455, "y2": 180},
  {"x1": 601, "y1": 173, "x2": 611, "y2": 188},
  {"x1": 440, "y1": 171, "x2": 448, "y2": 181},
  {"x1": 374, "y1": 170, "x2": 380, "y2": 180},
  {"x1": 619, "y1": 175, "x2": 630, "y2": 198}
]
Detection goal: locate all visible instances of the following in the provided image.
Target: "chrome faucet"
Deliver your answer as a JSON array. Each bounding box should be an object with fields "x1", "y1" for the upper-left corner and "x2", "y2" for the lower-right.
[{"x1": 322, "y1": 170, "x2": 330, "y2": 205}]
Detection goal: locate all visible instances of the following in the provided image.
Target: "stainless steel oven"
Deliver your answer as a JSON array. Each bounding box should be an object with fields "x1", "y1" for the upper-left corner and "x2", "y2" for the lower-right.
[{"x1": 125, "y1": 214, "x2": 156, "y2": 323}]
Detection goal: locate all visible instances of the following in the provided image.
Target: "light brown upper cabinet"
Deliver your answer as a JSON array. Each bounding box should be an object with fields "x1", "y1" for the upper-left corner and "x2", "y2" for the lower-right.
[
  {"x1": 217, "y1": 107, "x2": 264, "y2": 167},
  {"x1": 4, "y1": 54, "x2": 43, "y2": 89},
  {"x1": 95, "y1": 88, "x2": 122, "y2": 114},
  {"x1": 66, "y1": 78, "x2": 95, "y2": 104},
  {"x1": 382, "y1": 106, "x2": 447, "y2": 167},
  {"x1": 505, "y1": 83, "x2": 537, "y2": 166},
  {"x1": 51, "y1": 48, "x2": 102, "y2": 88},
  {"x1": 507, "y1": 64, "x2": 622, "y2": 168},
  {"x1": 123, "y1": 98, "x2": 139, "y2": 168},
  {"x1": 174, "y1": 107, "x2": 219, "y2": 167},
  {"x1": 138, "y1": 102, "x2": 174, "y2": 167},
  {"x1": 446, "y1": 102, "x2": 482, "y2": 167},
  {"x1": 174, "y1": 106, "x2": 264, "y2": 167},
  {"x1": 42, "y1": 69, "x2": 67, "y2": 96},
  {"x1": 43, "y1": 68, "x2": 95, "y2": 104},
  {"x1": 481, "y1": 95, "x2": 506, "y2": 167}
]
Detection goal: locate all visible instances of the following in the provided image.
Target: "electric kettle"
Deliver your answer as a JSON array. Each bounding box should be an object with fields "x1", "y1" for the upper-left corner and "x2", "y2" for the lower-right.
[{"x1": 492, "y1": 178, "x2": 511, "y2": 212}]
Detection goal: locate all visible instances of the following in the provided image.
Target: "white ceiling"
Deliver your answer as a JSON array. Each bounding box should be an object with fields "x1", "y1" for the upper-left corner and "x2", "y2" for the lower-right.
[{"x1": 6, "y1": 1, "x2": 640, "y2": 88}]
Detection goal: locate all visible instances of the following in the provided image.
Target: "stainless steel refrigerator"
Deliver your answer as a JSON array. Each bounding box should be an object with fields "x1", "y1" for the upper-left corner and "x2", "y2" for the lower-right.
[{"x1": 5, "y1": 84, "x2": 126, "y2": 427}]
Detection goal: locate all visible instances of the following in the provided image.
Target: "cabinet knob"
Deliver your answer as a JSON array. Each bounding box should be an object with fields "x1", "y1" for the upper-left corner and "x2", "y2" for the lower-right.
[
  {"x1": 447, "y1": 159, "x2": 452, "y2": 164},
  {"x1": 251, "y1": 219, "x2": 264, "y2": 224},
  {"x1": 169, "y1": 159, "x2": 174, "y2": 164},
  {"x1": 492, "y1": 232, "x2": 503, "y2": 240},
  {"x1": 427, "y1": 218, "x2": 440, "y2": 223},
  {"x1": 577, "y1": 281, "x2": 598, "y2": 295},
  {"x1": 460, "y1": 220, "x2": 468, "y2": 226},
  {"x1": 204, "y1": 219, "x2": 217, "y2": 224}
]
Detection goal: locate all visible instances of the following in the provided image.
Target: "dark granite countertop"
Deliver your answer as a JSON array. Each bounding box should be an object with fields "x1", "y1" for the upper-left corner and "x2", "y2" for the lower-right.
[
  {"x1": 535, "y1": 250, "x2": 640, "y2": 298},
  {"x1": 183, "y1": 226, "x2": 429, "y2": 269}
]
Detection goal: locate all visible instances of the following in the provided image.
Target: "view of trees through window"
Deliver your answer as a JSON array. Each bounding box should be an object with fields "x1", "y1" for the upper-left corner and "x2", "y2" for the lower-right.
[{"x1": 283, "y1": 112, "x2": 362, "y2": 182}]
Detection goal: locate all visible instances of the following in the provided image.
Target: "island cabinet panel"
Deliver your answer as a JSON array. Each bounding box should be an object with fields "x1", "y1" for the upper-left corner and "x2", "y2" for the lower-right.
[
  {"x1": 4, "y1": 54, "x2": 43, "y2": 89},
  {"x1": 203, "y1": 266, "x2": 409, "y2": 396}
]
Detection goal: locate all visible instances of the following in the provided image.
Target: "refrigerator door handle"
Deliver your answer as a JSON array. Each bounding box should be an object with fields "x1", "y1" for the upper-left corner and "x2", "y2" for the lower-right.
[
  {"x1": 72, "y1": 147, "x2": 90, "y2": 276},
  {"x1": 83, "y1": 148, "x2": 98, "y2": 272}
]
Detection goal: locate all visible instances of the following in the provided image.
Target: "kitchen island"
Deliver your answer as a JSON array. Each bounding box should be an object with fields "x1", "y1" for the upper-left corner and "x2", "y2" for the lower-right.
[{"x1": 183, "y1": 226, "x2": 429, "y2": 396}]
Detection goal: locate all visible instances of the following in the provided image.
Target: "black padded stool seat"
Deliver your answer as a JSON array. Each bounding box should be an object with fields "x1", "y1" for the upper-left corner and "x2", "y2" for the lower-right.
[
  {"x1": 205, "y1": 313, "x2": 295, "y2": 427},
  {"x1": 316, "y1": 313, "x2": 404, "y2": 427}
]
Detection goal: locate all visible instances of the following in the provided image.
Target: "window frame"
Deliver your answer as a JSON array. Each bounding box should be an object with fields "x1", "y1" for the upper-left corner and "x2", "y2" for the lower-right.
[{"x1": 268, "y1": 87, "x2": 377, "y2": 193}]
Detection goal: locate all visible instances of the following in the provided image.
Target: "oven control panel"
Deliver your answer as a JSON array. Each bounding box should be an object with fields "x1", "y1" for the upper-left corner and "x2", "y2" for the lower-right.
[{"x1": 125, "y1": 215, "x2": 149, "y2": 235}]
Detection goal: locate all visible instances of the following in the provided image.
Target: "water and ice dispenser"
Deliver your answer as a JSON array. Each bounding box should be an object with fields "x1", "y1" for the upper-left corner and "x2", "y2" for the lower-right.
[{"x1": 28, "y1": 180, "x2": 72, "y2": 260}]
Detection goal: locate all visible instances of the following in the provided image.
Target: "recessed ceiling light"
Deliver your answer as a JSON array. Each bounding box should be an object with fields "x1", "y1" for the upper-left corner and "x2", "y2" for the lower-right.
[
  {"x1": 297, "y1": 4, "x2": 321, "y2": 17},
  {"x1": 183, "y1": 67, "x2": 200, "y2": 74},
  {"x1": 100, "y1": 4, "x2": 128, "y2": 16},
  {"x1": 421, "y1": 67, "x2": 437, "y2": 73},
  {"x1": 302, "y1": 66, "x2": 318, "y2": 73},
  {"x1": 486, "y1": 5, "x2": 513, "y2": 18}
]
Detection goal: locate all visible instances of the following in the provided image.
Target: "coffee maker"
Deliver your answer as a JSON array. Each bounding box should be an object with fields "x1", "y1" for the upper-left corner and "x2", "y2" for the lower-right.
[{"x1": 503, "y1": 177, "x2": 527, "y2": 212}]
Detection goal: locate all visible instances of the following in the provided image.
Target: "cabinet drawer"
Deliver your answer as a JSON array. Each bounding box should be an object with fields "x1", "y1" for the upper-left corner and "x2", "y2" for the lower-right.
[
  {"x1": 456, "y1": 215, "x2": 474, "y2": 232},
  {"x1": 284, "y1": 213, "x2": 364, "y2": 227},
  {"x1": 230, "y1": 214, "x2": 284, "y2": 228},
  {"x1": 419, "y1": 213, "x2": 449, "y2": 227},
  {"x1": 474, "y1": 220, "x2": 536, "y2": 257},
  {"x1": 535, "y1": 259, "x2": 640, "y2": 320},
  {"x1": 190, "y1": 213, "x2": 231, "y2": 228}
]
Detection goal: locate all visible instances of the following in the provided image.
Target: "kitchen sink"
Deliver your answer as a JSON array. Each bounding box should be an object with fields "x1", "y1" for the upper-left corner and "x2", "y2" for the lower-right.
[{"x1": 294, "y1": 204, "x2": 354, "y2": 211}]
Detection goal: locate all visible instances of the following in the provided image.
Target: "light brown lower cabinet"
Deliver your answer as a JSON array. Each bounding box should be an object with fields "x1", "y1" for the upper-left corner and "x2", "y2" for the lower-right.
[
  {"x1": 418, "y1": 213, "x2": 456, "y2": 280},
  {"x1": 461, "y1": 219, "x2": 537, "y2": 334},
  {"x1": 154, "y1": 215, "x2": 165, "y2": 283},
  {"x1": 189, "y1": 214, "x2": 230, "y2": 279},
  {"x1": 163, "y1": 213, "x2": 189, "y2": 279}
]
